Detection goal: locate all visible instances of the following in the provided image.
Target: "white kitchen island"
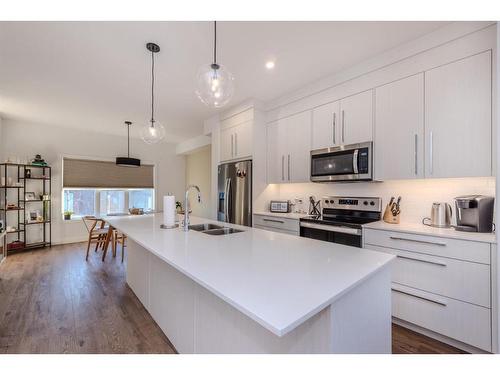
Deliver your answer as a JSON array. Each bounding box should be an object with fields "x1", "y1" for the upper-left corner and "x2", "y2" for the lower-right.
[{"x1": 106, "y1": 214, "x2": 395, "y2": 354}]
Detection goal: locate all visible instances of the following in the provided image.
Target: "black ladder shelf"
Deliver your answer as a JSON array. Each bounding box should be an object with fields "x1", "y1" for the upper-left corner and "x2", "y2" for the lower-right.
[{"x1": 0, "y1": 163, "x2": 52, "y2": 253}]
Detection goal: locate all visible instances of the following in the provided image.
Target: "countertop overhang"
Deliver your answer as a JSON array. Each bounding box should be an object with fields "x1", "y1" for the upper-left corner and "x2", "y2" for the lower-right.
[{"x1": 106, "y1": 214, "x2": 394, "y2": 337}]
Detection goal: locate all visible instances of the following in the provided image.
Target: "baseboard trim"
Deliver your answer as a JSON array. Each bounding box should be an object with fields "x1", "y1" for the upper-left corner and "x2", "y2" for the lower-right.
[{"x1": 393, "y1": 318, "x2": 491, "y2": 354}]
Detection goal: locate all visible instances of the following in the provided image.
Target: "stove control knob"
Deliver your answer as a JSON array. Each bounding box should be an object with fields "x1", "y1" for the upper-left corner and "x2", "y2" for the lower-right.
[
  {"x1": 330, "y1": 200, "x2": 335, "y2": 204},
  {"x1": 370, "y1": 201, "x2": 375, "y2": 206},
  {"x1": 363, "y1": 201, "x2": 368, "y2": 205}
]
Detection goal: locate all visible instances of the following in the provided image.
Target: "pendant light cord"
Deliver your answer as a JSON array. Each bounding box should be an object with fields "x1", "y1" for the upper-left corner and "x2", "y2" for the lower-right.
[
  {"x1": 213, "y1": 20, "x2": 217, "y2": 65},
  {"x1": 151, "y1": 49, "x2": 155, "y2": 126},
  {"x1": 127, "y1": 123, "x2": 130, "y2": 157}
]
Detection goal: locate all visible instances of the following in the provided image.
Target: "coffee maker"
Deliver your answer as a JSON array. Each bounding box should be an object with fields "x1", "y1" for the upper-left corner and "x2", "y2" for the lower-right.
[{"x1": 454, "y1": 195, "x2": 495, "y2": 233}]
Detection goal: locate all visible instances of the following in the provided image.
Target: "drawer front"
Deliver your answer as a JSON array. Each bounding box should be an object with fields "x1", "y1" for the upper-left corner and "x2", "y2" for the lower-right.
[
  {"x1": 364, "y1": 229, "x2": 490, "y2": 264},
  {"x1": 366, "y1": 244, "x2": 490, "y2": 307},
  {"x1": 253, "y1": 214, "x2": 299, "y2": 232},
  {"x1": 392, "y1": 284, "x2": 491, "y2": 351},
  {"x1": 253, "y1": 224, "x2": 299, "y2": 236}
]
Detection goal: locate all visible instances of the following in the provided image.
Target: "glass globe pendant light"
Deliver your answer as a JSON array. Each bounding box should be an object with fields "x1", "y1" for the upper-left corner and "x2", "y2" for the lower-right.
[
  {"x1": 195, "y1": 21, "x2": 234, "y2": 108},
  {"x1": 141, "y1": 42, "x2": 166, "y2": 144}
]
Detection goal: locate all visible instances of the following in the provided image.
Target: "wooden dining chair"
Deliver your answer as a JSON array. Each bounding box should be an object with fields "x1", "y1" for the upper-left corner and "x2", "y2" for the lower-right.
[
  {"x1": 83, "y1": 216, "x2": 109, "y2": 261},
  {"x1": 112, "y1": 229, "x2": 127, "y2": 263}
]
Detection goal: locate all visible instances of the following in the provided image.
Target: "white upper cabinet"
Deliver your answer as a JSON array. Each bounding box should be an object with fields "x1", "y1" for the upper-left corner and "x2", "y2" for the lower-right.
[
  {"x1": 233, "y1": 120, "x2": 253, "y2": 160},
  {"x1": 220, "y1": 111, "x2": 254, "y2": 162},
  {"x1": 424, "y1": 51, "x2": 492, "y2": 178},
  {"x1": 374, "y1": 74, "x2": 424, "y2": 180},
  {"x1": 266, "y1": 121, "x2": 284, "y2": 184},
  {"x1": 267, "y1": 111, "x2": 311, "y2": 184},
  {"x1": 220, "y1": 127, "x2": 234, "y2": 162},
  {"x1": 340, "y1": 90, "x2": 374, "y2": 145},
  {"x1": 287, "y1": 111, "x2": 312, "y2": 182},
  {"x1": 311, "y1": 101, "x2": 340, "y2": 150}
]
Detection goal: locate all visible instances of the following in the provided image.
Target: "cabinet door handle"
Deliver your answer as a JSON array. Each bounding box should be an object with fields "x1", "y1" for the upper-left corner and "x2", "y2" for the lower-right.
[
  {"x1": 281, "y1": 155, "x2": 284, "y2": 181},
  {"x1": 392, "y1": 288, "x2": 447, "y2": 307},
  {"x1": 332, "y1": 113, "x2": 336, "y2": 145},
  {"x1": 414, "y1": 134, "x2": 418, "y2": 175},
  {"x1": 287, "y1": 154, "x2": 291, "y2": 181},
  {"x1": 263, "y1": 218, "x2": 285, "y2": 224},
  {"x1": 341, "y1": 110, "x2": 345, "y2": 143},
  {"x1": 429, "y1": 131, "x2": 433, "y2": 175},
  {"x1": 234, "y1": 133, "x2": 238, "y2": 156},
  {"x1": 389, "y1": 236, "x2": 446, "y2": 247},
  {"x1": 396, "y1": 254, "x2": 447, "y2": 267},
  {"x1": 231, "y1": 134, "x2": 234, "y2": 158}
]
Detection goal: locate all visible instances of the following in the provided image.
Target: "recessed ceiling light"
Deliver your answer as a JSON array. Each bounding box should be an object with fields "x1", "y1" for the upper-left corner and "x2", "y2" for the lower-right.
[{"x1": 265, "y1": 61, "x2": 275, "y2": 70}]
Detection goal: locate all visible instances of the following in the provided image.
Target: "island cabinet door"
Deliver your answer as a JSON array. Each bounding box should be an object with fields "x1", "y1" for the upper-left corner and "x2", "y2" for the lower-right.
[
  {"x1": 149, "y1": 255, "x2": 196, "y2": 354},
  {"x1": 126, "y1": 239, "x2": 150, "y2": 309}
]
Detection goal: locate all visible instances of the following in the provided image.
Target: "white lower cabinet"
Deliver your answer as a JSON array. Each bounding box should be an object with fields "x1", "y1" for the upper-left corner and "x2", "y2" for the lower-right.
[
  {"x1": 391, "y1": 283, "x2": 491, "y2": 351},
  {"x1": 364, "y1": 228, "x2": 493, "y2": 352},
  {"x1": 253, "y1": 214, "x2": 300, "y2": 236}
]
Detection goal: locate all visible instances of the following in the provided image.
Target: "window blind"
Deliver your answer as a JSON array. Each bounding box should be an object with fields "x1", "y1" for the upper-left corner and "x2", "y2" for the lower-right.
[{"x1": 63, "y1": 158, "x2": 154, "y2": 188}]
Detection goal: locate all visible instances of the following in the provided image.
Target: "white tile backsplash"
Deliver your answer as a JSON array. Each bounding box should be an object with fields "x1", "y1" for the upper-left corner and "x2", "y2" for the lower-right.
[{"x1": 267, "y1": 177, "x2": 495, "y2": 225}]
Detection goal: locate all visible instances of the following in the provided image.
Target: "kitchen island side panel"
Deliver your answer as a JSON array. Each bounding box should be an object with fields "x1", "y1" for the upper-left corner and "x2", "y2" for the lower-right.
[{"x1": 126, "y1": 238, "x2": 391, "y2": 353}]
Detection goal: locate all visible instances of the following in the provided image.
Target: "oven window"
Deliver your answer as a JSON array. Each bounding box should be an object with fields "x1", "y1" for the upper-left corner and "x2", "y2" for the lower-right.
[{"x1": 311, "y1": 151, "x2": 354, "y2": 176}]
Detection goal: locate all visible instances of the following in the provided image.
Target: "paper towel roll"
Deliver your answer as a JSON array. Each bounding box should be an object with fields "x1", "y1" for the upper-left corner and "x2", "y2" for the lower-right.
[{"x1": 163, "y1": 195, "x2": 176, "y2": 227}]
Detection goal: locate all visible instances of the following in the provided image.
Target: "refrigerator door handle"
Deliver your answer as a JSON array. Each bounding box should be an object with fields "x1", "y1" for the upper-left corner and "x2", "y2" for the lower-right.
[{"x1": 224, "y1": 178, "x2": 231, "y2": 222}]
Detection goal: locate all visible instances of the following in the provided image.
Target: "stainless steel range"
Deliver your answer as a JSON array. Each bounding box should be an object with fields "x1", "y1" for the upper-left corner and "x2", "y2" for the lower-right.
[{"x1": 300, "y1": 196, "x2": 382, "y2": 248}]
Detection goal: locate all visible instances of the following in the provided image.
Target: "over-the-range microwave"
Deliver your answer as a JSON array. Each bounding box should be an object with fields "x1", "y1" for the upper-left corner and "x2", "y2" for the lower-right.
[{"x1": 310, "y1": 141, "x2": 373, "y2": 182}]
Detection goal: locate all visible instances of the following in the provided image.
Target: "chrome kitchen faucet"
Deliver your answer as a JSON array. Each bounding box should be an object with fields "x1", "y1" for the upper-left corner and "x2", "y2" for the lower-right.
[{"x1": 183, "y1": 185, "x2": 201, "y2": 231}]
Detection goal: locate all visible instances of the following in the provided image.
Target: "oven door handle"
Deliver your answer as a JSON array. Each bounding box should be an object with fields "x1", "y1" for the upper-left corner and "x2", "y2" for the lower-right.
[{"x1": 300, "y1": 221, "x2": 361, "y2": 235}]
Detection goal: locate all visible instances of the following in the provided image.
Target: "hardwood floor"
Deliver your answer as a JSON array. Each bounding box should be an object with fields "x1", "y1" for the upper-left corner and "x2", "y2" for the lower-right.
[
  {"x1": 392, "y1": 324, "x2": 466, "y2": 354},
  {"x1": 0, "y1": 242, "x2": 175, "y2": 353},
  {"x1": 0, "y1": 242, "x2": 465, "y2": 354}
]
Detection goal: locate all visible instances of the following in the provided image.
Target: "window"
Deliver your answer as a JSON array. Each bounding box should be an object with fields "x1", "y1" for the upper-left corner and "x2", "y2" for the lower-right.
[
  {"x1": 63, "y1": 189, "x2": 96, "y2": 217},
  {"x1": 129, "y1": 189, "x2": 154, "y2": 210},
  {"x1": 62, "y1": 188, "x2": 154, "y2": 219},
  {"x1": 99, "y1": 190, "x2": 126, "y2": 216}
]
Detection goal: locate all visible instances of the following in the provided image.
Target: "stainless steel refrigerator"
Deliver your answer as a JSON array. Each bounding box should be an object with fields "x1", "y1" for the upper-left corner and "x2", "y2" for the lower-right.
[{"x1": 218, "y1": 160, "x2": 252, "y2": 226}]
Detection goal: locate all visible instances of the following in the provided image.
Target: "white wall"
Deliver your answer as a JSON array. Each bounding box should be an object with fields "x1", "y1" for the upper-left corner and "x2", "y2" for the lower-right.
[
  {"x1": 0, "y1": 119, "x2": 186, "y2": 244},
  {"x1": 185, "y1": 145, "x2": 211, "y2": 218}
]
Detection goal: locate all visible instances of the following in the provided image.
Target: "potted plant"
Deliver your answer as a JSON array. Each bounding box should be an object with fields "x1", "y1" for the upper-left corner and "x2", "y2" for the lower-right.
[{"x1": 64, "y1": 210, "x2": 73, "y2": 220}]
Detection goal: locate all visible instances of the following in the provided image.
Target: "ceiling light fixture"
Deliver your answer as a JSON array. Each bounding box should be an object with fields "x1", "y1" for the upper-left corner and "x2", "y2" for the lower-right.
[
  {"x1": 195, "y1": 21, "x2": 234, "y2": 108},
  {"x1": 116, "y1": 121, "x2": 141, "y2": 167},
  {"x1": 265, "y1": 61, "x2": 275, "y2": 70},
  {"x1": 141, "y1": 42, "x2": 166, "y2": 144}
]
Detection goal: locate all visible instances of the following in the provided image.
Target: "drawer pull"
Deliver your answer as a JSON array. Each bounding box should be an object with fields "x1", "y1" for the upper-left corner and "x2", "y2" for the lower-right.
[
  {"x1": 396, "y1": 254, "x2": 447, "y2": 267},
  {"x1": 262, "y1": 218, "x2": 285, "y2": 224},
  {"x1": 389, "y1": 236, "x2": 446, "y2": 247},
  {"x1": 392, "y1": 288, "x2": 447, "y2": 307}
]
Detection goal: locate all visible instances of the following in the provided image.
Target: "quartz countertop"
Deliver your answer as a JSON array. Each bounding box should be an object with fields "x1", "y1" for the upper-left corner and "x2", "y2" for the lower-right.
[
  {"x1": 363, "y1": 220, "x2": 496, "y2": 244},
  {"x1": 253, "y1": 211, "x2": 311, "y2": 220},
  {"x1": 106, "y1": 213, "x2": 394, "y2": 337}
]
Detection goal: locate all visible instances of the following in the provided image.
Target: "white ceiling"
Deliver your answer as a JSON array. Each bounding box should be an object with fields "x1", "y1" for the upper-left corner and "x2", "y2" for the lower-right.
[{"x1": 0, "y1": 21, "x2": 450, "y2": 143}]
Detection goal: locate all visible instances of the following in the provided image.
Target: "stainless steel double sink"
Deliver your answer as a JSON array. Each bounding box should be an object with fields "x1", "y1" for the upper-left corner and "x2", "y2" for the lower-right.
[{"x1": 188, "y1": 223, "x2": 244, "y2": 235}]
